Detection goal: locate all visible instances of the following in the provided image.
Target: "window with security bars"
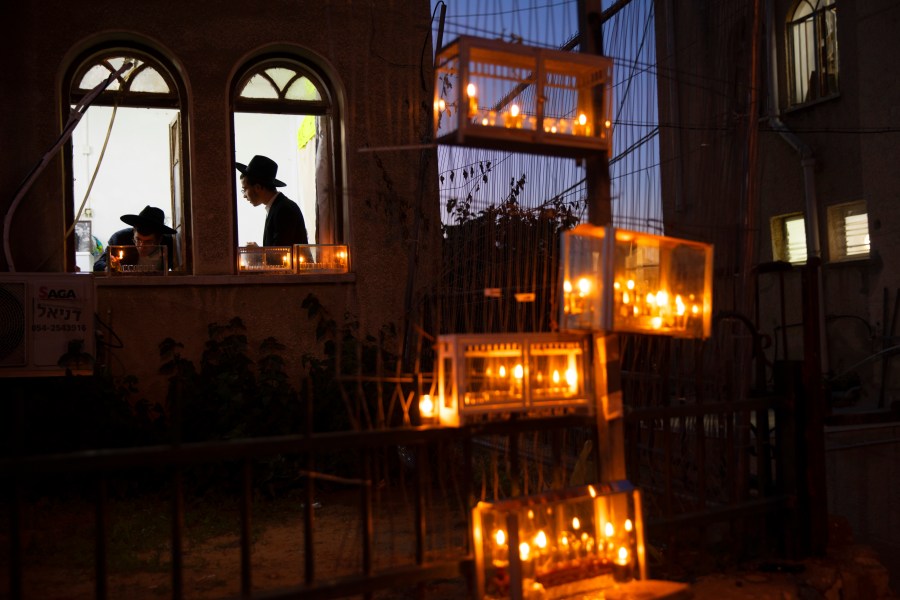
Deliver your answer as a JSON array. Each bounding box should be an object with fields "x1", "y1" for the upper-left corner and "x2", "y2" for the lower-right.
[
  {"x1": 788, "y1": 0, "x2": 839, "y2": 106},
  {"x1": 771, "y1": 213, "x2": 807, "y2": 265},
  {"x1": 828, "y1": 201, "x2": 870, "y2": 262}
]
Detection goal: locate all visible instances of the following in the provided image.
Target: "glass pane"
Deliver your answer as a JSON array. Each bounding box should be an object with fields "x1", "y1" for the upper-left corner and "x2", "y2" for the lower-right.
[
  {"x1": 785, "y1": 217, "x2": 807, "y2": 264},
  {"x1": 79, "y1": 65, "x2": 117, "y2": 91},
  {"x1": 240, "y1": 74, "x2": 279, "y2": 99},
  {"x1": 265, "y1": 67, "x2": 298, "y2": 92},
  {"x1": 844, "y1": 213, "x2": 869, "y2": 256},
  {"x1": 285, "y1": 77, "x2": 322, "y2": 101},
  {"x1": 793, "y1": 1, "x2": 814, "y2": 19},
  {"x1": 130, "y1": 67, "x2": 170, "y2": 93}
]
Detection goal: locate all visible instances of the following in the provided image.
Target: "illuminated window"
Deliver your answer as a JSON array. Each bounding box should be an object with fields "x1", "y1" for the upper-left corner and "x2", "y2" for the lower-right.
[
  {"x1": 232, "y1": 58, "x2": 344, "y2": 250},
  {"x1": 788, "y1": 0, "x2": 839, "y2": 106},
  {"x1": 65, "y1": 48, "x2": 188, "y2": 272},
  {"x1": 828, "y1": 201, "x2": 869, "y2": 261},
  {"x1": 771, "y1": 213, "x2": 807, "y2": 264}
]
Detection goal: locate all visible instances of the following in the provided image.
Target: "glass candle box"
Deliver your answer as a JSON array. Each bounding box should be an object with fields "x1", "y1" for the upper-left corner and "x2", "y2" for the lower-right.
[
  {"x1": 427, "y1": 332, "x2": 595, "y2": 427},
  {"x1": 237, "y1": 245, "x2": 294, "y2": 274},
  {"x1": 294, "y1": 244, "x2": 349, "y2": 274},
  {"x1": 434, "y1": 36, "x2": 613, "y2": 157},
  {"x1": 471, "y1": 481, "x2": 646, "y2": 599},
  {"x1": 106, "y1": 245, "x2": 168, "y2": 275},
  {"x1": 560, "y1": 225, "x2": 713, "y2": 338}
]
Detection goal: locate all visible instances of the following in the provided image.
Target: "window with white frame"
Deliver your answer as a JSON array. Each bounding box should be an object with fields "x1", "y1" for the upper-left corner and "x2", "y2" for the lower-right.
[
  {"x1": 232, "y1": 57, "x2": 343, "y2": 249},
  {"x1": 828, "y1": 201, "x2": 869, "y2": 261},
  {"x1": 65, "y1": 48, "x2": 188, "y2": 273},
  {"x1": 788, "y1": 0, "x2": 839, "y2": 106},
  {"x1": 771, "y1": 213, "x2": 807, "y2": 264}
]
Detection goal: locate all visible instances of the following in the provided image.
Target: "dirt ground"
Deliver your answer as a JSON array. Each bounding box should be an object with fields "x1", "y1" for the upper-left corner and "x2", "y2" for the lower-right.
[{"x1": 3, "y1": 486, "x2": 470, "y2": 600}]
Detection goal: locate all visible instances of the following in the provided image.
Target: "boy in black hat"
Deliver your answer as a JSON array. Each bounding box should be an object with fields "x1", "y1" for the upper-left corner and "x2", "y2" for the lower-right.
[
  {"x1": 236, "y1": 155, "x2": 309, "y2": 247},
  {"x1": 93, "y1": 205, "x2": 177, "y2": 272}
]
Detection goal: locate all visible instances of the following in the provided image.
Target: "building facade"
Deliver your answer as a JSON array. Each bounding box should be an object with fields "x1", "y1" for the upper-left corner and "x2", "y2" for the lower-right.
[{"x1": 0, "y1": 0, "x2": 441, "y2": 396}]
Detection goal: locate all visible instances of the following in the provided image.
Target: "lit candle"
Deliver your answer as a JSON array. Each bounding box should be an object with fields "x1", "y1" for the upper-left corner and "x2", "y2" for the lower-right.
[
  {"x1": 118, "y1": 250, "x2": 123, "y2": 259},
  {"x1": 492, "y1": 528, "x2": 509, "y2": 565},
  {"x1": 513, "y1": 364, "x2": 524, "y2": 380},
  {"x1": 419, "y1": 394, "x2": 435, "y2": 419},
  {"x1": 466, "y1": 83, "x2": 478, "y2": 118},
  {"x1": 504, "y1": 104, "x2": 523, "y2": 128},
  {"x1": 613, "y1": 546, "x2": 632, "y2": 582}
]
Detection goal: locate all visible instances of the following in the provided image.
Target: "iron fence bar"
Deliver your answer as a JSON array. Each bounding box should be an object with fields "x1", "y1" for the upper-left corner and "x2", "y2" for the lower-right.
[
  {"x1": 241, "y1": 458, "x2": 253, "y2": 598},
  {"x1": 9, "y1": 480, "x2": 23, "y2": 600},
  {"x1": 360, "y1": 452, "x2": 373, "y2": 600},
  {"x1": 0, "y1": 416, "x2": 595, "y2": 477},
  {"x1": 304, "y1": 454, "x2": 315, "y2": 586},
  {"x1": 644, "y1": 495, "x2": 787, "y2": 533},
  {"x1": 95, "y1": 477, "x2": 108, "y2": 600},
  {"x1": 622, "y1": 396, "x2": 787, "y2": 420},
  {"x1": 172, "y1": 467, "x2": 184, "y2": 600}
]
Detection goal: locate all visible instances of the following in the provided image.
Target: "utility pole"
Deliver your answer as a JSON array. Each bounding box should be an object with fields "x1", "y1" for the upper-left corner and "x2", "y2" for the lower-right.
[{"x1": 578, "y1": 0, "x2": 627, "y2": 483}]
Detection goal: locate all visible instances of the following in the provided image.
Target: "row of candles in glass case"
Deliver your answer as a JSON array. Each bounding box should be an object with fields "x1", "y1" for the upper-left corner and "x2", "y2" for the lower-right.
[
  {"x1": 433, "y1": 36, "x2": 613, "y2": 156},
  {"x1": 105, "y1": 245, "x2": 168, "y2": 275},
  {"x1": 237, "y1": 244, "x2": 349, "y2": 274},
  {"x1": 472, "y1": 482, "x2": 645, "y2": 599},
  {"x1": 435, "y1": 84, "x2": 607, "y2": 138},
  {"x1": 422, "y1": 333, "x2": 596, "y2": 427},
  {"x1": 560, "y1": 224, "x2": 713, "y2": 339}
]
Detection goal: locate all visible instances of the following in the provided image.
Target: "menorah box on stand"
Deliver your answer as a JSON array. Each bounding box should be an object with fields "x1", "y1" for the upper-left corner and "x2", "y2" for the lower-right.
[
  {"x1": 237, "y1": 245, "x2": 294, "y2": 274},
  {"x1": 425, "y1": 332, "x2": 598, "y2": 427},
  {"x1": 434, "y1": 36, "x2": 613, "y2": 158},
  {"x1": 560, "y1": 224, "x2": 713, "y2": 339}
]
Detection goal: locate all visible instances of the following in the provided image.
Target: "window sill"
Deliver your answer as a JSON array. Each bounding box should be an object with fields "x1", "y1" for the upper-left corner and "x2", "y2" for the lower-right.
[
  {"x1": 825, "y1": 255, "x2": 877, "y2": 269},
  {"x1": 93, "y1": 272, "x2": 357, "y2": 287},
  {"x1": 784, "y1": 92, "x2": 841, "y2": 114}
]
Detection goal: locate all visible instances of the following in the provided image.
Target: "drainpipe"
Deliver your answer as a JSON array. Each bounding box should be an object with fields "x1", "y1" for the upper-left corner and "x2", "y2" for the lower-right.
[{"x1": 764, "y1": 0, "x2": 829, "y2": 375}]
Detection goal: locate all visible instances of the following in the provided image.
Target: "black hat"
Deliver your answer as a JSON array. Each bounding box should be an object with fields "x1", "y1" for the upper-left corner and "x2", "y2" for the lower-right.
[
  {"x1": 121, "y1": 205, "x2": 177, "y2": 235},
  {"x1": 235, "y1": 155, "x2": 286, "y2": 187}
]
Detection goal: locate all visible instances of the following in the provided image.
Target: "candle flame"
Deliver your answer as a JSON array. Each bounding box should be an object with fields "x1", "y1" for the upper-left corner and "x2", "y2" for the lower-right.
[
  {"x1": 510, "y1": 104, "x2": 520, "y2": 117},
  {"x1": 572, "y1": 516, "x2": 581, "y2": 530},
  {"x1": 499, "y1": 365, "x2": 507, "y2": 378},
  {"x1": 519, "y1": 542, "x2": 531, "y2": 561},
  {"x1": 466, "y1": 83, "x2": 476, "y2": 98},
  {"x1": 552, "y1": 370, "x2": 561, "y2": 384},
  {"x1": 588, "y1": 485, "x2": 596, "y2": 498},
  {"x1": 513, "y1": 364, "x2": 524, "y2": 380},
  {"x1": 624, "y1": 519, "x2": 633, "y2": 532},
  {"x1": 494, "y1": 529, "x2": 506, "y2": 546},
  {"x1": 622, "y1": 291, "x2": 630, "y2": 304},
  {"x1": 419, "y1": 394, "x2": 434, "y2": 418},
  {"x1": 617, "y1": 546, "x2": 629, "y2": 564},
  {"x1": 577, "y1": 277, "x2": 591, "y2": 296},
  {"x1": 604, "y1": 522, "x2": 614, "y2": 537},
  {"x1": 535, "y1": 530, "x2": 547, "y2": 549},
  {"x1": 651, "y1": 316, "x2": 663, "y2": 329},
  {"x1": 578, "y1": 113, "x2": 587, "y2": 126},
  {"x1": 563, "y1": 279, "x2": 573, "y2": 293},
  {"x1": 656, "y1": 290, "x2": 669, "y2": 306},
  {"x1": 565, "y1": 368, "x2": 578, "y2": 388},
  {"x1": 626, "y1": 279, "x2": 635, "y2": 290}
]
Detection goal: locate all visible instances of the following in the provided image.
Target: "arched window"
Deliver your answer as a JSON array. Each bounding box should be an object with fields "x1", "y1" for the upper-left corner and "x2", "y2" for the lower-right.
[
  {"x1": 65, "y1": 47, "x2": 189, "y2": 272},
  {"x1": 232, "y1": 57, "x2": 344, "y2": 249},
  {"x1": 787, "y1": 0, "x2": 838, "y2": 106}
]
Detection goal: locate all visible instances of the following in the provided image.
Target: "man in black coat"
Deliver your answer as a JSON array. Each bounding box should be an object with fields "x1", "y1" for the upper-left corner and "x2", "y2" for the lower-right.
[
  {"x1": 236, "y1": 155, "x2": 309, "y2": 246},
  {"x1": 93, "y1": 205, "x2": 176, "y2": 272}
]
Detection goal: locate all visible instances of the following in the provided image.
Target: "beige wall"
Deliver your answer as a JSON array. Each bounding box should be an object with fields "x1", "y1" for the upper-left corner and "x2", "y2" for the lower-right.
[{"x1": 0, "y1": 0, "x2": 441, "y2": 396}]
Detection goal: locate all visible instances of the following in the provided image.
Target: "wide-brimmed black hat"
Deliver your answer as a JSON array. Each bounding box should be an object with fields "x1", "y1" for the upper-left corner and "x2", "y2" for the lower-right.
[
  {"x1": 121, "y1": 205, "x2": 177, "y2": 235},
  {"x1": 235, "y1": 155, "x2": 286, "y2": 187}
]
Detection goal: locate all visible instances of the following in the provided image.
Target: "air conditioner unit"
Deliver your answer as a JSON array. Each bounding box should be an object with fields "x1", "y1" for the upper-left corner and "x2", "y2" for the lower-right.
[{"x1": 0, "y1": 273, "x2": 96, "y2": 377}]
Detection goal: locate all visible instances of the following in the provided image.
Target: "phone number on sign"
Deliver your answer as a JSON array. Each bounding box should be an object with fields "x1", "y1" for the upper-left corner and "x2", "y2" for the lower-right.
[{"x1": 32, "y1": 323, "x2": 87, "y2": 333}]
